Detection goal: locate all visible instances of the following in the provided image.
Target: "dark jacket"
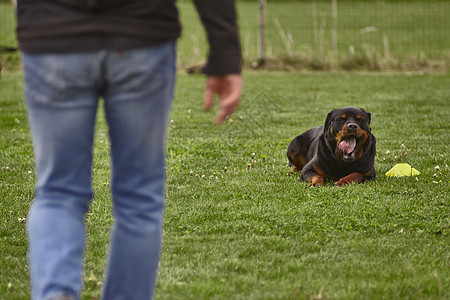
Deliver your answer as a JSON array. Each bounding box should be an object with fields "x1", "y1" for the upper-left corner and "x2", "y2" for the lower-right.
[{"x1": 16, "y1": 0, "x2": 241, "y2": 75}]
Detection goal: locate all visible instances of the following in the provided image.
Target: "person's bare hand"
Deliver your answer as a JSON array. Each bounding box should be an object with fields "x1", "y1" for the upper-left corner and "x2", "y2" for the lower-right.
[{"x1": 203, "y1": 74, "x2": 242, "y2": 125}]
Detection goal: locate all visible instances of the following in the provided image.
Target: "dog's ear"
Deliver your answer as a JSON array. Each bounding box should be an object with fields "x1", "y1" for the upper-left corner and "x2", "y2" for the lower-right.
[
  {"x1": 360, "y1": 108, "x2": 371, "y2": 124},
  {"x1": 324, "y1": 110, "x2": 335, "y2": 133}
]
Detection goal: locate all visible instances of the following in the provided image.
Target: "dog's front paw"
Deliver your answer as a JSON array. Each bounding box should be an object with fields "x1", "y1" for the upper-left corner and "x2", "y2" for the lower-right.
[
  {"x1": 309, "y1": 175, "x2": 324, "y2": 187},
  {"x1": 334, "y1": 172, "x2": 364, "y2": 186},
  {"x1": 333, "y1": 179, "x2": 347, "y2": 186}
]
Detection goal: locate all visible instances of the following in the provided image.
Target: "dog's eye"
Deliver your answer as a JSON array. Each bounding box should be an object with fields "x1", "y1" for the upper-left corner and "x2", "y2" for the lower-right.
[{"x1": 355, "y1": 114, "x2": 367, "y2": 122}]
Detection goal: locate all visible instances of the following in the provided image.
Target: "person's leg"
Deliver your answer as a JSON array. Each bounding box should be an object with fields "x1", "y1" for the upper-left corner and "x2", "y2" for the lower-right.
[
  {"x1": 101, "y1": 42, "x2": 176, "y2": 299},
  {"x1": 23, "y1": 52, "x2": 100, "y2": 300}
]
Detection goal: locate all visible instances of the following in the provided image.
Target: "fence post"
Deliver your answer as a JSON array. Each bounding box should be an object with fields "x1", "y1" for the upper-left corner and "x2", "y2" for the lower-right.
[
  {"x1": 332, "y1": 0, "x2": 338, "y2": 55},
  {"x1": 257, "y1": 0, "x2": 266, "y2": 66}
]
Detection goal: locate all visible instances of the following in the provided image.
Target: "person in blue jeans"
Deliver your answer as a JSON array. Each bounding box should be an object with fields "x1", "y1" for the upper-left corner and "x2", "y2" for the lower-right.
[{"x1": 16, "y1": 1, "x2": 242, "y2": 299}]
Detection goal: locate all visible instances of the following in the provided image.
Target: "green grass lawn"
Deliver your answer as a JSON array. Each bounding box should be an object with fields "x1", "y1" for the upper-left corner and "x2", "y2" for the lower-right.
[
  {"x1": 1, "y1": 70, "x2": 449, "y2": 299},
  {"x1": 1, "y1": 1, "x2": 449, "y2": 71}
]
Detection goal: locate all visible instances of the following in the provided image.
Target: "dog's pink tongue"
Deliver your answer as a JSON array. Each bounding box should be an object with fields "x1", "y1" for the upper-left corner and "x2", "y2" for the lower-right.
[{"x1": 339, "y1": 137, "x2": 356, "y2": 154}]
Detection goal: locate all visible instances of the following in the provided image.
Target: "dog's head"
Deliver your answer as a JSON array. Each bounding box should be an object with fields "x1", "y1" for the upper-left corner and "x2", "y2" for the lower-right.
[{"x1": 324, "y1": 106, "x2": 372, "y2": 162}]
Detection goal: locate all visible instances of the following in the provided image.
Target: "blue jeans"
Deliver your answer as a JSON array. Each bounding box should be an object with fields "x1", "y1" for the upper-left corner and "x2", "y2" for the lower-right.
[{"x1": 23, "y1": 42, "x2": 176, "y2": 300}]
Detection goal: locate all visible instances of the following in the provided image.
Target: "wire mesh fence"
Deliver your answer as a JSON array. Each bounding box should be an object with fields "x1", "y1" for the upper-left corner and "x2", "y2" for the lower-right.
[
  {"x1": 1, "y1": 0, "x2": 449, "y2": 72},
  {"x1": 180, "y1": 0, "x2": 450, "y2": 71},
  {"x1": 245, "y1": 0, "x2": 450, "y2": 70}
]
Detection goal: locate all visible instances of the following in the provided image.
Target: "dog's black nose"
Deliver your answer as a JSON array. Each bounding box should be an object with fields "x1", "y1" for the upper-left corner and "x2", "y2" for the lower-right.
[{"x1": 347, "y1": 122, "x2": 358, "y2": 132}]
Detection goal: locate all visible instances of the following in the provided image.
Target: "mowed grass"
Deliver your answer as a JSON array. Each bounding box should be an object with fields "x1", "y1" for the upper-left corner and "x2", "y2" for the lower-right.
[
  {"x1": 1, "y1": 70, "x2": 449, "y2": 299},
  {"x1": 1, "y1": 1, "x2": 450, "y2": 71}
]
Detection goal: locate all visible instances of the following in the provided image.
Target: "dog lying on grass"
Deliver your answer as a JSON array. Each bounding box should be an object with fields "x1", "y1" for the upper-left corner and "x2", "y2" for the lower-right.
[{"x1": 287, "y1": 106, "x2": 376, "y2": 186}]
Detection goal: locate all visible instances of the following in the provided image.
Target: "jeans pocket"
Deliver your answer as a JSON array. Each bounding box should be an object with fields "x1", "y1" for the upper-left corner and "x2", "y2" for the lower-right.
[
  {"x1": 105, "y1": 42, "x2": 176, "y2": 102},
  {"x1": 23, "y1": 53, "x2": 66, "y2": 105}
]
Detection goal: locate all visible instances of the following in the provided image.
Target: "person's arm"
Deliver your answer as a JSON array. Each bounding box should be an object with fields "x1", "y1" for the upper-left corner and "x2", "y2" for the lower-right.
[
  {"x1": 193, "y1": 0, "x2": 241, "y2": 75},
  {"x1": 194, "y1": 0, "x2": 242, "y2": 125}
]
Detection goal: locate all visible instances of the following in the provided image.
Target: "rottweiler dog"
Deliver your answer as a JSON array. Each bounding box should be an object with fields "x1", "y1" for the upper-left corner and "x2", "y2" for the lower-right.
[{"x1": 287, "y1": 106, "x2": 376, "y2": 186}]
